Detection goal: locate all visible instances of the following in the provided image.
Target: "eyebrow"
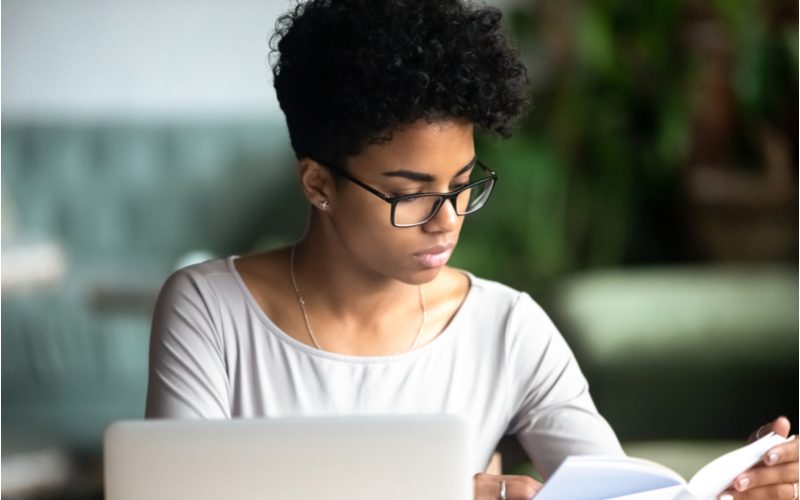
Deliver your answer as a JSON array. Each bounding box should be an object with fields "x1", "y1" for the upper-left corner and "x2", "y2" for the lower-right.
[{"x1": 382, "y1": 157, "x2": 476, "y2": 182}]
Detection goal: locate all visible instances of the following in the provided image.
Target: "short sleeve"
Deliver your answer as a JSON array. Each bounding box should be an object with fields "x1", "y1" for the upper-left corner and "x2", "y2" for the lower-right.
[
  {"x1": 145, "y1": 268, "x2": 231, "y2": 419},
  {"x1": 505, "y1": 293, "x2": 623, "y2": 478}
]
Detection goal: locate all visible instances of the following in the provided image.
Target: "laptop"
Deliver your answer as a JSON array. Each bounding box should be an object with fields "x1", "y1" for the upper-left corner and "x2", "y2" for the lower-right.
[{"x1": 104, "y1": 414, "x2": 472, "y2": 500}]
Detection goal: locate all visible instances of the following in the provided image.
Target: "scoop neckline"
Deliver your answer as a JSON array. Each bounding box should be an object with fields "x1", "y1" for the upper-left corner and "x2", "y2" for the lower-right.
[{"x1": 225, "y1": 255, "x2": 476, "y2": 364}]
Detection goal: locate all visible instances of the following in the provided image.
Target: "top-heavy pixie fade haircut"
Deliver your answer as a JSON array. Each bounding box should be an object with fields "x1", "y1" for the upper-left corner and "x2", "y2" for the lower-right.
[{"x1": 270, "y1": 0, "x2": 530, "y2": 165}]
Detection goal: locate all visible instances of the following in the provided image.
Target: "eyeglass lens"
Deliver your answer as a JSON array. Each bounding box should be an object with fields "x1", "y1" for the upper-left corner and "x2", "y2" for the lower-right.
[{"x1": 393, "y1": 179, "x2": 493, "y2": 226}]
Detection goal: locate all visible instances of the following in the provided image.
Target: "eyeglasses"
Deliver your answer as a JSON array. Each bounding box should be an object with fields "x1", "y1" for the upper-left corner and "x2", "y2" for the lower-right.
[{"x1": 317, "y1": 159, "x2": 497, "y2": 227}]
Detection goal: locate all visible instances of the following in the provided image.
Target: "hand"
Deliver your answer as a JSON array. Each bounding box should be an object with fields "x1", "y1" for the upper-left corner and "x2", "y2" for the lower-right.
[
  {"x1": 718, "y1": 416, "x2": 798, "y2": 500},
  {"x1": 474, "y1": 472, "x2": 542, "y2": 500}
]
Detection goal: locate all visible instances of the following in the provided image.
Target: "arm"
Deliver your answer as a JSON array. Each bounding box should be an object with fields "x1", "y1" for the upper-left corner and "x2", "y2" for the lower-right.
[
  {"x1": 505, "y1": 293, "x2": 623, "y2": 479},
  {"x1": 473, "y1": 293, "x2": 622, "y2": 499},
  {"x1": 145, "y1": 268, "x2": 231, "y2": 419}
]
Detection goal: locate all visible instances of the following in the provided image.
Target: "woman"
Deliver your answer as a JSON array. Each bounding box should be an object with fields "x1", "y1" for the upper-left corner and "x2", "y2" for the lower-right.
[{"x1": 145, "y1": 1, "x2": 798, "y2": 498}]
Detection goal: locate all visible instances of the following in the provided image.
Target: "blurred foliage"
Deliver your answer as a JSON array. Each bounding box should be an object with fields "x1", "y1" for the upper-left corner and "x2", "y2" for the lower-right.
[{"x1": 451, "y1": 0, "x2": 798, "y2": 294}]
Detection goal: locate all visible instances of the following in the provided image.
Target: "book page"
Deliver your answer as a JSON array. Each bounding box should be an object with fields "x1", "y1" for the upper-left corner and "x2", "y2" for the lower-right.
[
  {"x1": 687, "y1": 433, "x2": 789, "y2": 499},
  {"x1": 535, "y1": 455, "x2": 686, "y2": 500},
  {"x1": 606, "y1": 484, "x2": 689, "y2": 500}
]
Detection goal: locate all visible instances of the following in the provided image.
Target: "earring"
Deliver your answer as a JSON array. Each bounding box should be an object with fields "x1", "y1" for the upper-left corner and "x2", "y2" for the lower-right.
[{"x1": 320, "y1": 200, "x2": 330, "y2": 210}]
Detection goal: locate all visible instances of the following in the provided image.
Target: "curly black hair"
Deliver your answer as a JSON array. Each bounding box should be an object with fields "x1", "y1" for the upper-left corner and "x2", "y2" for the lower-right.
[{"x1": 270, "y1": 0, "x2": 530, "y2": 164}]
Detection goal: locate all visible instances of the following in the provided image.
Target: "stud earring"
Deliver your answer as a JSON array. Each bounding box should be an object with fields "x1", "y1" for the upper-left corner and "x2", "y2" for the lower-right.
[{"x1": 320, "y1": 200, "x2": 330, "y2": 210}]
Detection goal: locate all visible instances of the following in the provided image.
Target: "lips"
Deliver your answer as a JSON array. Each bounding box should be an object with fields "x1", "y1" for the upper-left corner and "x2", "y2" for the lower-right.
[{"x1": 414, "y1": 244, "x2": 455, "y2": 268}]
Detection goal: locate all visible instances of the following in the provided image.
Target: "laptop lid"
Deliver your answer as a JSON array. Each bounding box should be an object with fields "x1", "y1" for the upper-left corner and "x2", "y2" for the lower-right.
[{"x1": 104, "y1": 414, "x2": 472, "y2": 500}]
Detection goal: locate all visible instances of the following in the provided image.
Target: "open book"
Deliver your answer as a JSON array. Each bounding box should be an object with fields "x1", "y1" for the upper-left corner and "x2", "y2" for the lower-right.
[{"x1": 535, "y1": 433, "x2": 790, "y2": 500}]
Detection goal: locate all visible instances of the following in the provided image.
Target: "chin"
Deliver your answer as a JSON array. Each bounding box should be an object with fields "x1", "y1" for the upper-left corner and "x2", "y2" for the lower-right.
[{"x1": 400, "y1": 265, "x2": 445, "y2": 286}]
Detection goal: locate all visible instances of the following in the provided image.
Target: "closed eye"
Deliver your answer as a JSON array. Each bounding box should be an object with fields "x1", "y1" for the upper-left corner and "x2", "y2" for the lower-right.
[
  {"x1": 390, "y1": 189, "x2": 425, "y2": 198},
  {"x1": 391, "y1": 172, "x2": 473, "y2": 198},
  {"x1": 395, "y1": 194, "x2": 424, "y2": 203},
  {"x1": 449, "y1": 174, "x2": 473, "y2": 189},
  {"x1": 393, "y1": 181, "x2": 469, "y2": 198}
]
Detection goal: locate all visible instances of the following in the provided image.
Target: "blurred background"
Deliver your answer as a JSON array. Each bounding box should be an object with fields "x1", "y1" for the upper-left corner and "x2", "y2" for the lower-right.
[{"x1": 1, "y1": 0, "x2": 797, "y2": 497}]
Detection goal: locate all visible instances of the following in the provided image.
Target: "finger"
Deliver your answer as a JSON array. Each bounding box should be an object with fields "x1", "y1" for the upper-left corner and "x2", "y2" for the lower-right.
[
  {"x1": 731, "y1": 463, "x2": 798, "y2": 492},
  {"x1": 771, "y1": 416, "x2": 792, "y2": 438},
  {"x1": 474, "y1": 472, "x2": 498, "y2": 500},
  {"x1": 474, "y1": 473, "x2": 542, "y2": 500},
  {"x1": 502, "y1": 475, "x2": 542, "y2": 499},
  {"x1": 763, "y1": 435, "x2": 798, "y2": 466},
  {"x1": 749, "y1": 416, "x2": 792, "y2": 443},
  {"x1": 720, "y1": 482, "x2": 798, "y2": 500}
]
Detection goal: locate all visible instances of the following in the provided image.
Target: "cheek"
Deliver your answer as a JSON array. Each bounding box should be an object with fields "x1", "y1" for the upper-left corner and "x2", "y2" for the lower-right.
[
  {"x1": 336, "y1": 195, "x2": 390, "y2": 232},
  {"x1": 332, "y1": 198, "x2": 417, "y2": 256},
  {"x1": 332, "y1": 196, "x2": 397, "y2": 249}
]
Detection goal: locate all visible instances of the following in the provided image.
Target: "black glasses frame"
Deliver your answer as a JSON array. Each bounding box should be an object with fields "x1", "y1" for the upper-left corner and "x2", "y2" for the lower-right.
[{"x1": 316, "y1": 159, "x2": 497, "y2": 227}]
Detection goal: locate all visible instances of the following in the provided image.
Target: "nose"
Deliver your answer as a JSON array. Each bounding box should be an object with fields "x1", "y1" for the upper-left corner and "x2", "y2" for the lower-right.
[{"x1": 422, "y1": 197, "x2": 459, "y2": 233}]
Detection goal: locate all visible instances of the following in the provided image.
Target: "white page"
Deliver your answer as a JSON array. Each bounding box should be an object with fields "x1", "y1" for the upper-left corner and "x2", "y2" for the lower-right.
[
  {"x1": 535, "y1": 456, "x2": 685, "y2": 500},
  {"x1": 606, "y1": 484, "x2": 688, "y2": 500}
]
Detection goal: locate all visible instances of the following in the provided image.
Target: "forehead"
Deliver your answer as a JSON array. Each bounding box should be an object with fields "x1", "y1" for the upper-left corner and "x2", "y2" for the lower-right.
[{"x1": 350, "y1": 120, "x2": 475, "y2": 175}]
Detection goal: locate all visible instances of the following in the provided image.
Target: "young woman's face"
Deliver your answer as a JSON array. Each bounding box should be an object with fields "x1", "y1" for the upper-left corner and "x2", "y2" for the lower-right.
[{"x1": 327, "y1": 119, "x2": 476, "y2": 285}]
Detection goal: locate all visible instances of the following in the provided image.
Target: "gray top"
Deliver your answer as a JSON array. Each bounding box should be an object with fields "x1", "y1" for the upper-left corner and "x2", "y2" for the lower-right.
[{"x1": 145, "y1": 256, "x2": 623, "y2": 476}]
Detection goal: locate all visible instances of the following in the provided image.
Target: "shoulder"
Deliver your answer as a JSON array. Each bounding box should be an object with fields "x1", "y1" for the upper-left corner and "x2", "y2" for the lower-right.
[
  {"x1": 465, "y1": 272, "x2": 523, "y2": 302},
  {"x1": 155, "y1": 256, "x2": 244, "y2": 320},
  {"x1": 171, "y1": 256, "x2": 236, "y2": 281},
  {"x1": 459, "y1": 271, "x2": 564, "y2": 349},
  {"x1": 461, "y1": 271, "x2": 545, "y2": 321},
  {"x1": 160, "y1": 256, "x2": 238, "y2": 295},
  {"x1": 155, "y1": 250, "x2": 293, "y2": 332}
]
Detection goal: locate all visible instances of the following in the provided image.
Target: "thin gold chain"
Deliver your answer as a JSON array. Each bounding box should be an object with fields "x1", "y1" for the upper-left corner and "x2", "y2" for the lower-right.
[
  {"x1": 289, "y1": 244, "x2": 426, "y2": 352},
  {"x1": 289, "y1": 244, "x2": 321, "y2": 349}
]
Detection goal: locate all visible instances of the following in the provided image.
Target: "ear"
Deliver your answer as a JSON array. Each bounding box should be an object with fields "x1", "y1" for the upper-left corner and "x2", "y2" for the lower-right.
[{"x1": 298, "y1": 157, "x2": 335, "y2": 211}]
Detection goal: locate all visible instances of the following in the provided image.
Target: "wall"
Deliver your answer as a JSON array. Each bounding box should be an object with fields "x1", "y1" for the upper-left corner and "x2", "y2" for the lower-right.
[{"x1": 2, "y1": 0, "x2": 293, "y2": 122}]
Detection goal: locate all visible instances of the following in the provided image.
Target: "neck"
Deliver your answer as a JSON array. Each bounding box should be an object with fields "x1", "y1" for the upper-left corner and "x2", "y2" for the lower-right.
[{"x1": 291, "y1": 215, "x2": 422, "y2": 322}]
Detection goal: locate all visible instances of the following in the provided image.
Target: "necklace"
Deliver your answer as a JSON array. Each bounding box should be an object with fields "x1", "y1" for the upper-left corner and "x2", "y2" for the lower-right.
[{"x1": 289, "y1": 244, "x2": 426, "y2": 352}]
